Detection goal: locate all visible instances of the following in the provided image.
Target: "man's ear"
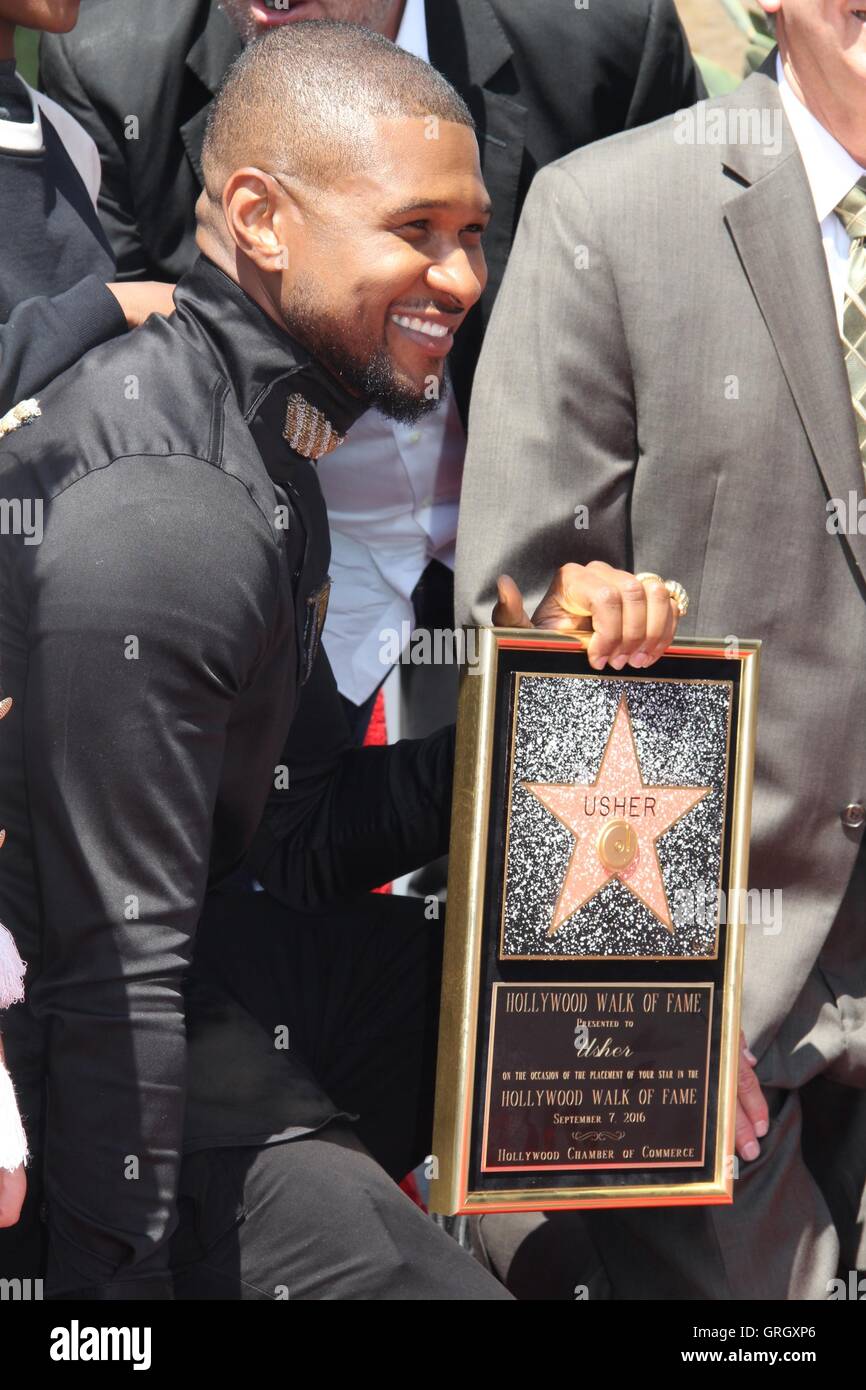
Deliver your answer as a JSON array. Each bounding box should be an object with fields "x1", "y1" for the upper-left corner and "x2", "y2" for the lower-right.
[{"x1": 222, "y1": 167, "x2": 295, "y2": 274}]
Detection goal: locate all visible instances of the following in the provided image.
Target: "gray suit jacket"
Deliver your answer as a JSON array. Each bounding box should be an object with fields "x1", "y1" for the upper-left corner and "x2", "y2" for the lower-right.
[{"x1": 455, "y1": 64, "x2": 866, "y2": 1053}]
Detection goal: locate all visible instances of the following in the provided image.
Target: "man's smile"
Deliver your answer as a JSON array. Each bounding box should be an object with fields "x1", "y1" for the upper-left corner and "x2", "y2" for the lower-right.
[
  {"x1": 389, "y1": 315, "x2": 455, "y2": 357},
  {"x1": 388, "y1": 303, "x2": 464, "y2": 359}
]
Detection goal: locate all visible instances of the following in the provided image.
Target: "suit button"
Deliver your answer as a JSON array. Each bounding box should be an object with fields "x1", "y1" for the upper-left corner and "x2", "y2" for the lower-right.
[{"x1": 841, "y1": 802, "x2": 866, "y2": 829}]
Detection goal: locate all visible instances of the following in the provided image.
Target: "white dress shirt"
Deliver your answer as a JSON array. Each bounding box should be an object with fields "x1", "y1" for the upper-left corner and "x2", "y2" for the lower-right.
[
  {"x1": 317, "y1": 0, "x2": 467, "y2": 707},
  {"x1": 394, "y1": 0, "x2": 429, "y2": 62},
  {"x1": 777, "y1": 56, "x2": 866, "y2": 328}
]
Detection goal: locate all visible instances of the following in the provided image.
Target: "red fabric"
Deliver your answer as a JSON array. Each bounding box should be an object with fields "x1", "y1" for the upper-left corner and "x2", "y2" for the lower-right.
[
  {"x1": 364, "y1": 691, "x2": 392, "y2": 894},
  {"x1": 364, "y1": 688, "x2": 388, "y2": 748},
  {"x1": 399, "y1": 1171, "x2": 428, "y2": 1211}
]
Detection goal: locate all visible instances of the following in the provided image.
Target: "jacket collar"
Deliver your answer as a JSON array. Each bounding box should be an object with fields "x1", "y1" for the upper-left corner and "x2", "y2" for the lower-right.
[
  {"x1": 718, "y1": 52, "x2": 866, "y2": 588},
  {"x1": 181, "y1": 2, "x2": 241, "y2": 182},
  {"x1": 718, "y1": 56, "x2": 795, "y2": 187},
  {"x1": 186, "y1": 1, "x2": 241, "y2": 97},
  {"x1": 426, "y1": 0, "x2": 513, "y2": 88},
  {"x1": 172, "y1": 255, "x2": 368, "y2": 446}
]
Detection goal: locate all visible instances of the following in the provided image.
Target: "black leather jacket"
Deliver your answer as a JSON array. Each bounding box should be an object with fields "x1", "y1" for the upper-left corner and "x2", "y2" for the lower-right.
[{"x1": 0, "y1": 255, "x2": 454, "y2": 1298}]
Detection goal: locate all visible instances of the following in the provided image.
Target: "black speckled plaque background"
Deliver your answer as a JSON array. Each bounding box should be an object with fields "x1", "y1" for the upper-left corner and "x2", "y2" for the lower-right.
[{"x1": 502, "y1": 675, "x2": 732, "y2": 959}]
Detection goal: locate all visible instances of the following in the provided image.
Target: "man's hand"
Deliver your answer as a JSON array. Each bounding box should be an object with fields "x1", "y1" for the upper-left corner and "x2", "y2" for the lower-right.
[
  {"x1": 493, "y1": 562, "x2": 681, "y2": 669},
  {"x1": 736, "y1": 1032, "x2": 769, "y2": 1164},
  {"x1": 107, "y1": 281, "x2": 177, "y2": 328},
  {"x1": 0, "y1": 1163, "x2": 25, "y2": 1228}
]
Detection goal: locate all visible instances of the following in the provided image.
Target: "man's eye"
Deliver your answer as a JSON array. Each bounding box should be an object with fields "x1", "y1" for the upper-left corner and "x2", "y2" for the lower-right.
[
  {"x1": 464, "y1": 225, "x2": 486, "y2": 236},
  {"x1": 399, "y1": 221, "x2": 429, "y2": 233}
]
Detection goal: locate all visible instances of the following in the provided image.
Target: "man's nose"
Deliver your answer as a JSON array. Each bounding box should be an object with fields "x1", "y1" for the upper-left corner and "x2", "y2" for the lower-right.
[{"x1": 425, "y1": 247, "x2": 486, "y2": 310}]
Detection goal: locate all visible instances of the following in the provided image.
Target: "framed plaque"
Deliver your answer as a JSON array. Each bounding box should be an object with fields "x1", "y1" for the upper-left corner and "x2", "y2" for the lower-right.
[{"x1": 429, "y1": 629, "x2": 760, "y2": 1215}]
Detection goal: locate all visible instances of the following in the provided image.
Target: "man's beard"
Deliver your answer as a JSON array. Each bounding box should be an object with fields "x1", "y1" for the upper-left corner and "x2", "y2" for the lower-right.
[
  {"x1": 281, "y1": 291, "x2": 447, "y2": 425},
  {"x1": 220, "y1": 1, "x2": 396, "y2": 44}
]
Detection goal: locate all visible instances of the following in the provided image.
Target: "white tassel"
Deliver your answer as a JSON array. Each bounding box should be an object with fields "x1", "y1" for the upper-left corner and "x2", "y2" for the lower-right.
[
  {"x1": 0, "y1": 1062, "x2": 27, "y2": 1172},
  {"x1": 0, "y1": 923, "x2": 24, "y2": 1008},
  {"x1": 0, "y1": 923, "x2": 27, "y2": 1171}
]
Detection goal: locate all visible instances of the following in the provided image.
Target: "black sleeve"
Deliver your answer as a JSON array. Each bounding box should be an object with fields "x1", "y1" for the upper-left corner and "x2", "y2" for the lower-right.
[
  {"x1": 247, "y1": 649, "x2": 455, "y2": 910},
  {"x1": 625, "y1": 0, "x2": 705, "y2": 128},
  {"x1": 19, "y1": 455, "x2": 276, "y2": 1298},
  {"x1": 0, "y1": 278, "x2": 126, "y2": 415},
  {"x1": 39, "y1": 37, "x2": 149, "y2": 279}
]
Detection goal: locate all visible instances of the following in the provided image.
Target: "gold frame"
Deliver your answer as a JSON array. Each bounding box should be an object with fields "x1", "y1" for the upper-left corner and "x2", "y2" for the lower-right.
[{"x1": 429, "y1": 629, "x2": 761, "y2": 1215}]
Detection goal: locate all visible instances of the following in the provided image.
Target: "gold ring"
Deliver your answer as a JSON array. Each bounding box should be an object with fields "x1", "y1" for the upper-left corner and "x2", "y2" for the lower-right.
[
  {"x1": 635, "y1": 572, "x2": 689, "y2": 616},
  {"x1": 664, "y1": 579, "x2": 689, "y2": 617}
]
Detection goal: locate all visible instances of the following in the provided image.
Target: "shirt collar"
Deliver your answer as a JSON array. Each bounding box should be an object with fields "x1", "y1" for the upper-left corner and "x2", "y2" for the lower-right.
[
  {"x1": 777, "y1": 53, "x2": 865, "y2": 224},
  {"x1": 395, "y1": 0, "x2": 429, "y2": 63},
  {"x1": 0, "y1": 65, "x2": 43, "y2": 155},
  {"x1": 172, "y1": 255, "x2": 368, "y2": 449}
]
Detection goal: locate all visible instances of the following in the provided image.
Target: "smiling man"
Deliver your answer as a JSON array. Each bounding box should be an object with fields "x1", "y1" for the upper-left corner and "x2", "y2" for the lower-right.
[
  {"x1": 196, "y1": 23, "x2": 489, "y2": 424},
  {"x1": 40, "y1": 0, "x2": 703, "y2": 750},
  {"x1": 0, "y1": 20, "x2": 689, "y2": 1302},
  {"x1": 0, "y1": 20, "x2": 503, "y2": 1303}
]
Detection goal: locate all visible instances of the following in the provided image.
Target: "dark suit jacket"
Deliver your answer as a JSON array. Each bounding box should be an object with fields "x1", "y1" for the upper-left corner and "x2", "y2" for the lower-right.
[{"x1": 41, "y1": 0, "x2": 702, "y2": 419}]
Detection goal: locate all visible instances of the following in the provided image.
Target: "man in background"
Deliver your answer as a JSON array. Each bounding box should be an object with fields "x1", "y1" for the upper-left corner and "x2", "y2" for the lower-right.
[
  {"x1": 456, "y1": 0, "x2": 866, "y2": 1298},
  {"x1": 41, "y1": 0, "x2": 704, "y2": 739}
]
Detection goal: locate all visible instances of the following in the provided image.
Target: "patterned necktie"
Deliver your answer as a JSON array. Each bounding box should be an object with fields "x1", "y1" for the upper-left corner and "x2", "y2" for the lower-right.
[{"x1": 835, "y1": 176, "x2": 866, "y2": 483}]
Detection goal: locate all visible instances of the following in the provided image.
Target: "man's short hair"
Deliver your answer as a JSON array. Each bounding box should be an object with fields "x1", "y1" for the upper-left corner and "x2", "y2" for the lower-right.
[{"x1": 202, "y1": 20, "x2": 476, "y2": 196}]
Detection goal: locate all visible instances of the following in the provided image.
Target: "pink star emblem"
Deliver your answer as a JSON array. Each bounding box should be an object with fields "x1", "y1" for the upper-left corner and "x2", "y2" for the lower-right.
[{"x1": 524, "y1": 694, "x2": 711, "y2": 936}]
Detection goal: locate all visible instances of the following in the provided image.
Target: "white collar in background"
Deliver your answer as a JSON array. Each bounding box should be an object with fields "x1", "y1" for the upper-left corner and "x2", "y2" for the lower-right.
[
  {"x1": 0, "y1": 76, "x2": 43, "y2": 155},
  {"x1": 777, "y1": 53, "x2": 864, "y2": 223},
  {"x1": 396, "y1": 0, "x2": 429, "y2": 63}
]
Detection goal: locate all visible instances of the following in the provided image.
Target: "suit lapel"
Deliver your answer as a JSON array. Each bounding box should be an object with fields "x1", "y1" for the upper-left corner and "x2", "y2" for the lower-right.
[
  {"x1": 180, "y1": 3, "x2": 241, "y2": 187},
  {"x1": 426, "y1": 0, "x2": 512, "y2": 88},
  {"x1": 722, "y1": 73, "x2": 866, "y2": 583},
  {"x1": 426, "y1": 0, "x2": 527, "y2": 301},
  {"x1": 468, "y1": 90, "x2": 527, "y2": 302}
]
